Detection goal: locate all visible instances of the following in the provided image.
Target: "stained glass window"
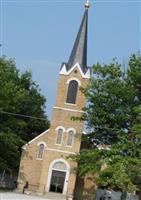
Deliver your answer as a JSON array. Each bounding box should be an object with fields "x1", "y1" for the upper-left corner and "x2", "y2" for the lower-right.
[
  {"x1": 67, "y1": 130, "x2": 74, "y2": 146},
  {"x1": 56, "y1": 129, "x2": 63, "y2": 145},
  {"x1": 37, "y1": 144, "x2": 45, "y2": 159}
]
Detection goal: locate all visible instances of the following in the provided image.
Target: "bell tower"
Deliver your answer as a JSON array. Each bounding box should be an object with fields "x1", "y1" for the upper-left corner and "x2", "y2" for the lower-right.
[
  {"x1": 44, "y1": 1, "x2": 91, "y2": 196},
  {"x1": 48, "y1": 0, "x2": 91, "y2": 153}
]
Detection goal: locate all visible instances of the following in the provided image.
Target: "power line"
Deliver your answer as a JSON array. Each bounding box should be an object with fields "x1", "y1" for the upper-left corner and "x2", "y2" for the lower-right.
[
  {"x1": 1, "y1": 0, "x2": 139, "y2": 3},
  {"x1": 0, "y1": 110, "x2": 47, "y2": 121}
]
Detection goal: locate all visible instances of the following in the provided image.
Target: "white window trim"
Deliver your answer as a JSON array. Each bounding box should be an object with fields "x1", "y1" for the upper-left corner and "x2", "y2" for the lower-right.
[
  {"x1": 55, "y1": 126, "x2": 65, "y2": 132},
  {"x1": 67, "y1": 128, "x2": 76, "y2": 134},
  {"x1": 37, "y1": 157, "x2": 44, "y2": 161},
  {"x1": 52, "y1": 162, "x2": 67, "y2": 172},
  {"x1": 45, "y1": 159, "x2": 70, "y2": 195},
  {"x1": 36, "y1": 142, "x2": 47, "y2": 160},
  {"x1": 66, "y1": 77, "x2": 81, "y2": 86},
  {"x1": 64, "y1": 102, "x2": 77, "y2": 106},
  {"x1": 66, "y1": 128, "x2": 76, "y2": 147},
  {"x1": 66, "y1": 132, "x2": 74, "y2": 147},
  {"x1": 37, "y1": 141, "x2": 47, "y2": 147},
  {"x1": 55, "y1": 128, "x2": 64, "y2": 146}
]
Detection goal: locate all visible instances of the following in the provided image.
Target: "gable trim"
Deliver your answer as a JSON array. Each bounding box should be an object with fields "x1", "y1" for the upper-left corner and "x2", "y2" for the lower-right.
[
  {"x1": 22, "y1": 129, "x2": 50, "y2": 149},
  {"x1": 59, "y1": 62, "x2": 90, "y2": 79}
]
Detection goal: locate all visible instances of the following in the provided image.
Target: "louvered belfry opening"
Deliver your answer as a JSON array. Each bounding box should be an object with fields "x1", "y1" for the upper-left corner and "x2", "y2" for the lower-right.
[{"x1": 66, "y1": 80, "x2": 78, "y2": 104}]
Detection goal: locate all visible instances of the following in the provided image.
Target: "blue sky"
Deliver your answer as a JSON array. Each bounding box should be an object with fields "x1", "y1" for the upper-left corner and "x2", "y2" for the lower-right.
[{"x1": 0, "y1": 0, "x2": 140, "y2": 119}]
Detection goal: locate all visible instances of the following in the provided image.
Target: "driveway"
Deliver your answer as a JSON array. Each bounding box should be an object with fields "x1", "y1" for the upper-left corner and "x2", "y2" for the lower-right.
[{"x1": 0, "y1": 192, "x2": 52, "y2": 200}]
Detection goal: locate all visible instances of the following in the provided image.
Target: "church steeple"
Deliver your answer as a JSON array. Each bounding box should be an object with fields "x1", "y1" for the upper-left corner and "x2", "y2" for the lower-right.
[
  {"x1": 67, "y1": 0, "x2": 90, "y2": 73},
  {"x1": 17, "y1": 2, "x2": 92, "y2": 198}
]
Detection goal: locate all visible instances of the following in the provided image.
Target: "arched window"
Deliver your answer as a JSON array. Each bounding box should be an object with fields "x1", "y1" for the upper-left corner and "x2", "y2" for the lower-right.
[
  {"x1": 66, "y1": 80, "x2": 78, "y2": 104},
  {"x1": 52, "y1": 161, "x2": 67, "y2": 171},
  {"x1": 67, "y1": 130, "x2": 74, "y2": 147},
  {"x1": 56, "y1": 128, "x2": 63, "y2": 145},
  {"x1": 37, "y1": 144, "x2": 45, "y2": 159}
]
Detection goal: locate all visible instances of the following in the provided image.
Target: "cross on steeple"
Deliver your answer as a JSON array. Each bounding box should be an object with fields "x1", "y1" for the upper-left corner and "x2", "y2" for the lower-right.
[{"x1": 85, "y1": 0, "x2": 90, "y2": 10}]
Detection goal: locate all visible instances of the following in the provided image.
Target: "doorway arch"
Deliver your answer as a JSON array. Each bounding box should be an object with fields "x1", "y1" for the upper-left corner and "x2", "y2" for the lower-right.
[{"x1": 46, "y1": 159, "x2": 70, "y2": 195}]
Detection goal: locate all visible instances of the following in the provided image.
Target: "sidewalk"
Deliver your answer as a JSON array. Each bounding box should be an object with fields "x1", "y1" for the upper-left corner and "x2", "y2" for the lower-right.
[{"x1": 0, "y1": 192, "x2": 52, "y2": 200}]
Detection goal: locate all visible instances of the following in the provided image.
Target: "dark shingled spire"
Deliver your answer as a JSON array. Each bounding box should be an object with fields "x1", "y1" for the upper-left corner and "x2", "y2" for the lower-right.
[{"x1": 67, "y1": 8, "x2": 89, "y2": 73}]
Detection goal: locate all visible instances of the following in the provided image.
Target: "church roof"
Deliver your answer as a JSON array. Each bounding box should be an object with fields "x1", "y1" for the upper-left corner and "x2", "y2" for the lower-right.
[{"x1": 66, "y1": 6, "x2": 89, "y2": 74}]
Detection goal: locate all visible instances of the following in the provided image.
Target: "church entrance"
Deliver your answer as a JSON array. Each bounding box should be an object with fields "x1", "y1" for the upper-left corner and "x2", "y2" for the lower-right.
[
  {"x1": 49, "y1": 170, "x2": 66, "y2": 193},
  {"x1": 46, "y1": 159, "x2": 70, "y2": 195}
]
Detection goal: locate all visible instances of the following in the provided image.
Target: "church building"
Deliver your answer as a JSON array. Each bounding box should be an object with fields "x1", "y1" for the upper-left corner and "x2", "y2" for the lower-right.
[{"x1": 17, "y1": 1, "x2": 96, "y2": 199}]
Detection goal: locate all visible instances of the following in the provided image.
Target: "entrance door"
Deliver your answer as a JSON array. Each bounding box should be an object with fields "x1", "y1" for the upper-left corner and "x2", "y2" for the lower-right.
[{"x1": 49, "y1": 170, "x2": 66, "y2": 193}]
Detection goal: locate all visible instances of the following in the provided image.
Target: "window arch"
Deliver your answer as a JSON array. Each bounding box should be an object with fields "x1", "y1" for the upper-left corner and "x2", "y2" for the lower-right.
[
  {"x1": 67, "y1": 130, "x2": 74, "y2": 147},
  {"x1": 56, "y1": 128, "x2": 63, "y2": 145},
  {"x1": 37, "y1": 143, "x2": 45, "y2": 159},
  {"x1": 52, "y1": 161, "x2": 67, "y2": 171},
  {"x1": 66, "y1": 80, "x2": 78, "y2": 104}
]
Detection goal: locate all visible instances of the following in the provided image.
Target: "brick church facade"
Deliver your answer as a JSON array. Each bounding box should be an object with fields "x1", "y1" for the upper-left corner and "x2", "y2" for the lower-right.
[{"x1": 17, "y1": 1, "x2": 96, "y2": 199}]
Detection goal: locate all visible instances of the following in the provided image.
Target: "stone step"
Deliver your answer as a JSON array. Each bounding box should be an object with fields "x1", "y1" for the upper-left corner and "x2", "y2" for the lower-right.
[{"x1": 44, "y1": 192, "x2": 67, "y2": 200}]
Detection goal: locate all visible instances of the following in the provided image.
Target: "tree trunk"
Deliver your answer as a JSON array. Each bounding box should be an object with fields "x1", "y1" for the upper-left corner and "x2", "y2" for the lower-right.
[
  {"x1": 139, "y1": 187, "x2": 141, "y2": 200},
  {"x1": 121, "y1": 191, "x2": 127, "y2": 200}
]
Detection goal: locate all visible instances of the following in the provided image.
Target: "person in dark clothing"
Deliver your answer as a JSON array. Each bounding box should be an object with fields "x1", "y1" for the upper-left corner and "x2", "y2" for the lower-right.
[{"x1": 23, "y1": 181, "x2": 29, "y2": 194}]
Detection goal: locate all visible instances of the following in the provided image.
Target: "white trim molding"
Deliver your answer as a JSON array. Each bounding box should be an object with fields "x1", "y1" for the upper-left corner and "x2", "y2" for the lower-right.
[
  {"x1": 36, "y1": 142, "x2": 47, "y2": 160},
  {"x1": 55, "y1": 126, "x2": 65, "y2": 132},
  {"x1": 22, "y1": 129, "x2": 50, "y2": 150},
  {"x1": 59, "y1": 62, "x2": 90, "y2": 79},
  {"x1": 66, "y1": 128, "x2": 76, "y2": 147},
  {"x1": 53, "y1": 106, "x2": 84, "y2": 113},
  {"x1": 60, "y1": 63, "x2": 67, "y2": 74},
  {"x1": 66, "y1": 77, "x2": 81, "y2": 86},
  {"x1": 66, "y1": 128, "x2": 76, "y2": 134},
  {"x1": 64, "y1": 102, "x2": 77, "y2": 106},
  {"x1": 45, "y1": 159, "x2": 70, "y2": 195},
  {"x1": 37, "y1": 141, "x2": 47, "y2": 147},
  {"x1": 46, "y1": 147, "x2": 76, "y2": 155},
  {"x1": 55, "y1": 127, "x2": 64, "y2": 146}
]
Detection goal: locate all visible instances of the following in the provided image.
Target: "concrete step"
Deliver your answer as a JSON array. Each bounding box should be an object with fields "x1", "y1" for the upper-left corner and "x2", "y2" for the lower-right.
[{"x1": 44, "y1": 192, "x2": 67, "y2": 200}]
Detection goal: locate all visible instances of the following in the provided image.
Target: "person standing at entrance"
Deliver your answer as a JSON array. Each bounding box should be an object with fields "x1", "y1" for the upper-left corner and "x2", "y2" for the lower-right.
[{"x1": 23, "y1": 181, "x2": 29, "y2": 194}]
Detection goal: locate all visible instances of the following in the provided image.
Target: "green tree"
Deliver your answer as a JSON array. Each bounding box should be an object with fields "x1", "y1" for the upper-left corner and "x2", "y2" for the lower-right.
[
  {"x1": 73, "y1": 54, "x2": 141, "y2": 199},
  {"x1": 0, "y1": 56, "x2": 49, "y2": 173}
]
